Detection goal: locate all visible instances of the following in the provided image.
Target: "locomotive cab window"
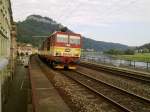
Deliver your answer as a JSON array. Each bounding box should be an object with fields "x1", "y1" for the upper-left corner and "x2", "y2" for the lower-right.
[
  {"x1": 57, "y1": 34, "x2": 68, "y2": 43},
  {"x1": 70, "y1": 36, "x2": 80, "y2": 45}
]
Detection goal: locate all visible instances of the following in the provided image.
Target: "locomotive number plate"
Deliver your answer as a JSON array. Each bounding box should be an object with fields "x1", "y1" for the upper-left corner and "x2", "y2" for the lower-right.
[
  {"x1": 65, "y1": 48, "x2": 71, "y2": 52},
  {"x1": 63, "y1": 53, "x2": 71, "y2": 56}
]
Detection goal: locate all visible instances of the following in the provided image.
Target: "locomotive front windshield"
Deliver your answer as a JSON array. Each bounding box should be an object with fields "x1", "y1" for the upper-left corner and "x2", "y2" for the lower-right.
[
  {"x1": 70, "y1": 36, "x2": 80, "y2": 45},
  {"x1": 57, "y1": 34, "x2": 68, "y2": 43}
]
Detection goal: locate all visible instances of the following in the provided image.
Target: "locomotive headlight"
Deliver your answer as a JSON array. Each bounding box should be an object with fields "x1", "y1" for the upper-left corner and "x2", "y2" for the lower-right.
[
  {"x1": 56, "y1": 52, "x2": 61, "y2": 56},
  {"x1": 75, "y1": 54, "x2": 79, "y2": 57},
  {"x1": 74, "y1": 53, "x2": 80, "y2": 57}
]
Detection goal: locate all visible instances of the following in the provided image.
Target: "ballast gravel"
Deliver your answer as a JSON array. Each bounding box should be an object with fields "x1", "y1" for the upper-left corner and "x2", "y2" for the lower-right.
[{"x1": 37, "y1": 57, "x2": 118, "y2": 112}]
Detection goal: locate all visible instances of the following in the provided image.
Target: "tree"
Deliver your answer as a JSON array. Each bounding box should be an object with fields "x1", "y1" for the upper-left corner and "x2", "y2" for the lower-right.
[
  {"x1": 142, "y1": 48, "x2": 149, "y2": 53},
  {"x1": 105, "y1": 49, "x2": 124, "y2": 55},
  {"x1": 124, "y1": 49, "x2": 135, "y2": 55}
]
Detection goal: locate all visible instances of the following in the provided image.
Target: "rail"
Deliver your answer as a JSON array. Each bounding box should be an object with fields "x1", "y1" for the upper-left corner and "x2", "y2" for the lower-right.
[
  {"x1": 61, "y1": 70, "x2": 150, "y2": 112},
  {"x1": 80, "y1": 61, "x2": 150, "y2": 83}
]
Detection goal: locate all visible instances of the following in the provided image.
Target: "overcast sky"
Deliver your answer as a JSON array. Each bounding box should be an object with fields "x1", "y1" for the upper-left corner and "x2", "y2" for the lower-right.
[{"x1": 11, "y1": 0, "x2": 150, "y2": 46}]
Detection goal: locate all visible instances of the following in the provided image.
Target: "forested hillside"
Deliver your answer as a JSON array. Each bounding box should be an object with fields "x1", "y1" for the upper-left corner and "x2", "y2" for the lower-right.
[
  {"x1": 17, "y1": 15, "x2": 61, "y2": 46},
  {"x1": 139, "y1": 43, "x2": 150, "y2": 50},
  {"x1": 16, "y1": 15, "x2": 129, "y2": 51}
]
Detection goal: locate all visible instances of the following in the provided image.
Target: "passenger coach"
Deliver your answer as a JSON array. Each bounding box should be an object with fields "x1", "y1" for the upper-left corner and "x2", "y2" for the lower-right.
[{"x1": 39, "y1": 31, "x2": 81, "y2": 69}]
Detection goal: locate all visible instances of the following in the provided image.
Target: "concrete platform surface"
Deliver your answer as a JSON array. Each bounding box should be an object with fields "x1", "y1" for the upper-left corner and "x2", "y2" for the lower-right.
[
  {"x1": 3, "y1": 63, "x2": 29, "y2": 112},
  {"x1": 29, "y1": 56, "x2": 71, "y2": 112}
]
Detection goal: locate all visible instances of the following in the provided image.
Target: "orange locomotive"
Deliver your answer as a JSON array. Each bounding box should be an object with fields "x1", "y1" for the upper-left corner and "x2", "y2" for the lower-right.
[{"x1": 39, "y1": 31, "x2": 81, "y2": 69}]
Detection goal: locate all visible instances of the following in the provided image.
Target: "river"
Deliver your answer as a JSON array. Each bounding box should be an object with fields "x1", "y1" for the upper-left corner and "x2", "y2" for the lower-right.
[{"x1": 81, "y1": 54, "x2": 150, "y2": 70}]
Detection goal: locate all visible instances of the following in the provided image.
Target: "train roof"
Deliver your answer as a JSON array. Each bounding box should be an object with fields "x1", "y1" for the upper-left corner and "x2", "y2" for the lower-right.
[
  {"x1": 52, "y1": 31, "x2": 81, "y2": 37},
  {"x1": 42, "y1": 31, "x2": 81, "y2": 43}
]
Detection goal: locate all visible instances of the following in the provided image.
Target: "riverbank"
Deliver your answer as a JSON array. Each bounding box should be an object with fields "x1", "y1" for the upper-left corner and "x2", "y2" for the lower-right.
[{"x1": 116, "y1": 53, "x2": 150, "y2": 62}]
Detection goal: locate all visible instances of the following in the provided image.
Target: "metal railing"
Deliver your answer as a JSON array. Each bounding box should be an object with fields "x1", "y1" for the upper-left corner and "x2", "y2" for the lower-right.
[{"x1": 81, "y1": 55, "x2": 150, "y2": 72}]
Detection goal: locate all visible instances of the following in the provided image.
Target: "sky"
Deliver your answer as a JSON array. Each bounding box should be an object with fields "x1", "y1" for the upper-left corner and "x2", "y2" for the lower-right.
[{"x1": 11, "y1": 0, "x2": 150, "y2": 46}]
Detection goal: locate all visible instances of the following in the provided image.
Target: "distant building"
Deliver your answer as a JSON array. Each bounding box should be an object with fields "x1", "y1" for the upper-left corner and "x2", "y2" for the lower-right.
[
  {"x1": 17, "y1": 43, "x2": 38, "y2": 56},
  {"x1": 32, "y1": 47, "x2": 39, "y2": 54},
  {"x1": 86, "y1": 48, "x2": 95, "y2": 52}
]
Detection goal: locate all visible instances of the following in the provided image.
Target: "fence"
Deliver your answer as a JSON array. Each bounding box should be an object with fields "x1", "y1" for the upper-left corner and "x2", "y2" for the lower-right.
[{"x1": 81, "y1": 54, "x2": 150, "y2": 72}]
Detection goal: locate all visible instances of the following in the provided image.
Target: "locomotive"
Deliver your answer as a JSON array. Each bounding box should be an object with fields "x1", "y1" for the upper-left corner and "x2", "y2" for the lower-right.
[{"x1": 39, "y1": 30, "x2": 81, "y2": 69}]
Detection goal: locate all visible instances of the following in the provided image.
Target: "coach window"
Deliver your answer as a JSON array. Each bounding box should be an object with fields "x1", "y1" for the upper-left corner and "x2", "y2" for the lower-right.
[
  {"x1": 57, "y1": 35, "x2": 68, "y2": 43},
  {"x1": 70, "y1": 36, "x2": 80, "y2": 45}
]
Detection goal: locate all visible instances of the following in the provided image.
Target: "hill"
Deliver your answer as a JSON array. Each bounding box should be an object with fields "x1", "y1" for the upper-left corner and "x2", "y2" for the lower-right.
[
  {"x1": 136, "y1": 43, "x2": 150, "y2": 53},
  {"x1": 139, "y1": 43, "x2": 150, "y2": 50},
  {"x1": 16, "y1": 15, "x2": 129, "y2": 51}
]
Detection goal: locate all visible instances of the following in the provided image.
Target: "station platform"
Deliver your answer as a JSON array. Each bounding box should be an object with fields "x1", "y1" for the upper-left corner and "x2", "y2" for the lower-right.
[
  {"x1": 3, "y1": 62, "x2": 29, "y2": 112},
  {"x1": 29, "y1": 56, "x2": 71, "y2": 112}
]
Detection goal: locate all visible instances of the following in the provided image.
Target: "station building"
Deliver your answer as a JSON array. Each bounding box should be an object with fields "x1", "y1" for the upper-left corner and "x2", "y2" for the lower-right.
[
  {"x1": 17, "y1": 43, "x2": 38, "y2": 56},
  {"x1": 0, "y1": 0, "x2": 16, "y2": 111}
]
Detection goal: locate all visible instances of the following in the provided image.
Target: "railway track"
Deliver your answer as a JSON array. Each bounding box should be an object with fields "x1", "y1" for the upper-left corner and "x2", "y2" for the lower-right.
[
  {"x1": 36, "y1": 57, "x2": 150, "y2": 111},
  {"x1": 37, "y1": 57, "x2": 123, "y2": 112},
  {"x1": 60, "y1": 70, "x2": 150, "y2": 112},
  {"x1": 79, "y1": 61, "x2": 150, "y2": 84}
]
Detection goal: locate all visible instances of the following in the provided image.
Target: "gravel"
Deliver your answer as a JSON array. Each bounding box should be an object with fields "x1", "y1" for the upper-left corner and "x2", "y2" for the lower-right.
[
  {"x1": 37, "y1": 58, "x2": 118, "y2": 112},
  {"x1": 77, "y1": 66, "x2": 150, "y2": 99}
]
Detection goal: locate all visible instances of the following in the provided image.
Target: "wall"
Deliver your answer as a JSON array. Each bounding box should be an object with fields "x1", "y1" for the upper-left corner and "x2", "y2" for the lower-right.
[{"x1": 0, "y1": 0, "x2": 14, "y2": 111}]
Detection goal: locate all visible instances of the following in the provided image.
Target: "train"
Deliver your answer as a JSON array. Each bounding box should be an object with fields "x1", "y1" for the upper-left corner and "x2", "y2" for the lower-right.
[{"x1": 39, "y1": 31, "x2": 82, "y2": 69}]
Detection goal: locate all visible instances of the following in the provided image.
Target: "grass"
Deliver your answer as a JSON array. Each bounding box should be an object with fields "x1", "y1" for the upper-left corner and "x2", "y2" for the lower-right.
[
  {"x1": 117, "y1": 53, "x2": 150, "y2": 62},
  {"x1": 81, "y1": 52, "x2": 150, "y2": 62},
  {"x1": 81, "y1": 51, "x2": 103, "y2": 56}
]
